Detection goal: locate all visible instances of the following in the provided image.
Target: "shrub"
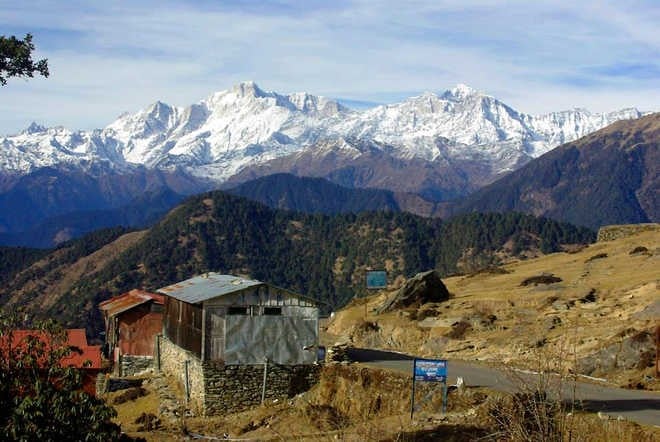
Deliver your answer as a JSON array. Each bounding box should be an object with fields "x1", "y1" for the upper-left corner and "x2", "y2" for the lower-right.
[
  {"x1": 585, "y1": 253, "x2": 608, "y2": 263},
  {"x1": 113, "y1": 386, "x2": 147, "y2": 405},
  {"x1": 488, "y1": 391, "x2": 562, "y2": 441},
  {"x1": 521, "y1": 274, "x2": 562, "y2": 286},
  {"x1": 446, "y1": 320, "x2": 471, "y2": 339},
  {"x1": 629, "y1": 246, "x2": 648, "y2": 255},
  {"x1": 579, "y1": 289, "x2": 597, "y2": 303}
]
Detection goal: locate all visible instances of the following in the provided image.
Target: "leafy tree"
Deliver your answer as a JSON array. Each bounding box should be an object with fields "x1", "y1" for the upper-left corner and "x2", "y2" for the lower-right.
[
  {"x1": 0, "y1": 34, "x2": 49, "y2": 85},
  {"x1": 0, "y1": 313, "x2": 125, "y2": 441}
]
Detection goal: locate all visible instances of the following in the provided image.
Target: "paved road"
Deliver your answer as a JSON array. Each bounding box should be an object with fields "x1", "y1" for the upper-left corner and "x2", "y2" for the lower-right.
[{"x1": 347, "y1": 348, "x2": 660, "y2": 427}]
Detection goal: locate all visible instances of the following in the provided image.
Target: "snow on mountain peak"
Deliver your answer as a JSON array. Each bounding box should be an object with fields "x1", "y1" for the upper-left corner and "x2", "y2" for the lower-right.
[
  {"x1": 442, "y1": 83, "x2": 481, "y2": 100},
  {"x1": 231, "y1": 80, "x2": 267, "y2": 98},
  {"x1": 0, "y1": 82, "x2": 648, "y2": 182}
]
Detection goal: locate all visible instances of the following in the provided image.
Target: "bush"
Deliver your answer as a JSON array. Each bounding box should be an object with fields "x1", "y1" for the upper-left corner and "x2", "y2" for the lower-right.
[
  {"x1": 521, "y1": 274, "x2": 562, "y2": 286},
  {"x1": 585, "y1": 253, "x2": 608, "y2": 263},
  {"x1": 488, "y1": 391, "x2": 562, "y2": 441},
  {"x1": 113, "y1": 386, "x2": 147, "y2": 404},
  {"x1": 579, "y1": 289, "x2": 597, "y2": 303},
  {"x1": 446, "y1": 320, "x2": 471, "y2": 339},
  {"x1": 629, "y1": 246, "x2": 648, "y2": 255}
]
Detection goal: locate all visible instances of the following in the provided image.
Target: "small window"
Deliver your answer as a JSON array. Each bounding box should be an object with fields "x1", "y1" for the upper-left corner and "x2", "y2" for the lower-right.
[
  {"x1": 151, "y1": 304, "x2": 164, "y2": 313},
  {"x1": 227, "y1": 306, "x2": 248, "y2": 315},
  {"x1": 263, "y1": 307, "x2": 282, "y2": 316}
]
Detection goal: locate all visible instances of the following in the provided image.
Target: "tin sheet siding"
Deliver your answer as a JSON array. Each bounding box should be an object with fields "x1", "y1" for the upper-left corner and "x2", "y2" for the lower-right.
[
  {"x1": 204, "y1": 286, "x2": 316, "y2": 308},
  {"x1": 117, "y1": 304, "x2": 162, "y2": 356},
  {"x1": 164, "y1": 297, "x2": 203, "y2": 357},
  {"x1": 201, "y1": 287, "x2": 318, "y2": 364},
  {"x1": 205, "y1": 308, "x2": 226, "y2": 361},
  {"x1": 224, "y1": 315, "x2": 317, "y2": 365}
]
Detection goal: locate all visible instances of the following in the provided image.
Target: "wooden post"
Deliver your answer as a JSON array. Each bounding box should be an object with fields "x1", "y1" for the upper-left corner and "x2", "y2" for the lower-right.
[
  {"x1": 261, "y1": 357, "x2": 268, "y2": 404},
  {"x1": 410, "y1": 358, "x2": 417, "y2": 420},
  {"x1": 184, "y1": 359, "x2": 190, "y2": 402},
  {"x1": 655, "y1": 325, "x2": 660, "y2": 378},
  {"x1": 155, "y1": 334, "x2": 161, "y2": 372}
]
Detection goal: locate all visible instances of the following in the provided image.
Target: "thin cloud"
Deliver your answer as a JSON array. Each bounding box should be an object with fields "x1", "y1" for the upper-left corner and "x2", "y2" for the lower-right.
[{"x1": 0, "y1": 0, "x2": 658, "y2": 134}]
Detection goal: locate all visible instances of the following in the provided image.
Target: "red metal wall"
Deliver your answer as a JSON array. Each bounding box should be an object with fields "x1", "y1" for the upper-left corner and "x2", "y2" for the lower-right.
[{"x1": 117, "y1": 304, "x2": 163, "y2": 356}]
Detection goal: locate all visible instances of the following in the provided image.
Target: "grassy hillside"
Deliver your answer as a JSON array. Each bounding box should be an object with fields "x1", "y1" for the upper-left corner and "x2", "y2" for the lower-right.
[{"x1": 328, "y1": 225, "x2": 659, "y2": 387}]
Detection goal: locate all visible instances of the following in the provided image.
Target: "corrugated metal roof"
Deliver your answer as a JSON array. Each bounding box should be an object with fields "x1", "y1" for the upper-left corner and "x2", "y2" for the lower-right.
[
  {"x1": 157, "y1": 273, "x2": 264, "y2": 304},
  {"x1": 99, "y1": 289, "x2": 164, "y2": 318}
]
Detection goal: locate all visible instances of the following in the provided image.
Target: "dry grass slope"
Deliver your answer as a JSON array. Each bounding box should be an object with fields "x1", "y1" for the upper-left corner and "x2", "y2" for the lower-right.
[{"x1": 326, "y1": 226, "x2": 659, "y2": 388}]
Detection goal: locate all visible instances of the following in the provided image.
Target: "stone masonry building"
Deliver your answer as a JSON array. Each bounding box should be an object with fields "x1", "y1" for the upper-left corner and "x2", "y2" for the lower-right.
[{"x1": 156, "y1": 273, "x2": 320, "y2": 415}]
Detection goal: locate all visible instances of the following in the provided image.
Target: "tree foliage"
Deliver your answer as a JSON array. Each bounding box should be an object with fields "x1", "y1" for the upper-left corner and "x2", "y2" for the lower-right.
[
  {"x1": 0, "y1": 34, "x2": 49, "y2": 86},
  {"x1": 0, "y1": 313, "x2": 123, "y2": 441}
]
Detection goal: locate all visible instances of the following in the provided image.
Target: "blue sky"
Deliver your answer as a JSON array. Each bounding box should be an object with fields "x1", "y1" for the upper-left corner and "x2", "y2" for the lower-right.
[{"x1": 1, "y1": 0, "x2": 658, "y2": 134}]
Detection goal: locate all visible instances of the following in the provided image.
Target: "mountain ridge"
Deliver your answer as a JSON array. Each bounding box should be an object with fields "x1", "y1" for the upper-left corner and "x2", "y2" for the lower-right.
[
  {"x1": 2, "y1": 81, "x2": 646, "y2": 185},
  {"x1": 454, "y1": 113, "x2": 659, "y2": 229}
]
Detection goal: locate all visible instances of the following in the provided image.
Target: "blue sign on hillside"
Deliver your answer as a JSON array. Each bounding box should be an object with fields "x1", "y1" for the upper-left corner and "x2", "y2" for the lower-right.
[
  {"x1": 366, "y1": 270, "x2": 387, "y2": 289},
  {"x1": 414, "y1": 358, "x2": 447, "y2": 382}
]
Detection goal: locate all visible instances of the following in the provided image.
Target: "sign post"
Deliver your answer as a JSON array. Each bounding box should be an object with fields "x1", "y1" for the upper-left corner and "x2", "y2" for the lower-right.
[
  {"x1": 410, "y1": 358, "x2": 448, "y2": 420},
  {"x1": 365, "y1": 270, "x2": 387, "y2": 319},
  {"x1": 366, "y1": 270, "x2": 387, "y2": 290}
]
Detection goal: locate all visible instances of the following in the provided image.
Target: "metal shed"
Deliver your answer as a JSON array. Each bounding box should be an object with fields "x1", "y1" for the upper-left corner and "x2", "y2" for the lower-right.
[
  {"x1": 99, "y1": 289, "x2": 164, "y2": 358},
  {"x1": 158, "y1": 273, "x2": 318, "y2": 365}
]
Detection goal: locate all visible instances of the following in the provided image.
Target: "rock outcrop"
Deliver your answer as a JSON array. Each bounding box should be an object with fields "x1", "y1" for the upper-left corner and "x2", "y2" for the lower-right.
[{"x1": 377, "y1": 270, "x2": 450, "y2": 314}]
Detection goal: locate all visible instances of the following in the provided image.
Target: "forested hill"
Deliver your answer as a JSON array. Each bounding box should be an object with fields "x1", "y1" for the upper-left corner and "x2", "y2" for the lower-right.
[
  {"x1": 1, "y1": 190, "x2": 594, "y2": 335},
  {"x1": 227, "y1": 173, "x2": 402, "y2": 214},
  {"x1": 455, "y1": 113, "x2": 659, "y2": 229}
]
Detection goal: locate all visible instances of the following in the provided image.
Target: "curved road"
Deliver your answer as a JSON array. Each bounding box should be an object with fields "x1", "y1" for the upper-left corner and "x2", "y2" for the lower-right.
[{"x1": 347, "y1": 347, "x2": 660, "y2": 427}]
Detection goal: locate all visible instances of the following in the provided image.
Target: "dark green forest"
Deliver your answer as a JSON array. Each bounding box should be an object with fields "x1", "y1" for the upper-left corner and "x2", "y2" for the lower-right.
[{"x1": 10, "y1": 190, "x2": 592, "y2": 335}]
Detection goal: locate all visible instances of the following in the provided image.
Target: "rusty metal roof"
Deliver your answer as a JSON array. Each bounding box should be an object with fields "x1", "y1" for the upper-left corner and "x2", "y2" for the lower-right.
[
  {"x1": 157, "y1": 273, "x2": 265, "y2": 304},
  {"x1": 98, "y1": 289, "x2": 164, "y2": 317}
]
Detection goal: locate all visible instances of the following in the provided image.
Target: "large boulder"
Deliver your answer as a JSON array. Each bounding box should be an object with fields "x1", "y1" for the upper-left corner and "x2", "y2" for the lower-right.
[
  {"x1": 377, "y1": 270, "x2": 450, "y2": 314},
  {"x1": 577, "y1": 330, "x2": 656, "y2": 375}
]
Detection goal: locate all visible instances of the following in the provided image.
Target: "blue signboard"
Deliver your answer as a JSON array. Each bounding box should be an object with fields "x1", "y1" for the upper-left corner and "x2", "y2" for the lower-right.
[
  {"x1": 413, "y1": 358, "x2": 447, "y2": 382},
  {"x1": 366, "y1": 270, "x2": 387, "y2": 289}
]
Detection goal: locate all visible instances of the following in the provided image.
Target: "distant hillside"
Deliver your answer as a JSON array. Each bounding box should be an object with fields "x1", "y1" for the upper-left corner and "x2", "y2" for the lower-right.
[
  {"x1": 0, "y1": 165, "x2": 209, "y2": 247},
  {"x1": 0, "y1": 226, "x2": 138, "y2": 313},
  {"x1": 227, "y1": 173, "x2": 440, "y2": 215},
  {"x1": 0, "y1": 191, "x2": 594, "y2": 336},
  {"x1": 455, "y1": 113, "x2": 659, "y2": 229},
  {"x1": 0, "y1": 188, "x2": 185, "y2": 248}
]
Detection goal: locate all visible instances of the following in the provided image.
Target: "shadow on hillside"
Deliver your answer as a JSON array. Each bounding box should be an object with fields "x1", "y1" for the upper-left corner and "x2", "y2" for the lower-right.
[
  {"x1": 388, "y1": 424, "x2": 489, "y2": 442},
  {"x1": 346, "y1": 347, "x2": 415, "y2": 362},
  {"x1": 578, "y1": 398, "x2": 660, "y2": 413}
]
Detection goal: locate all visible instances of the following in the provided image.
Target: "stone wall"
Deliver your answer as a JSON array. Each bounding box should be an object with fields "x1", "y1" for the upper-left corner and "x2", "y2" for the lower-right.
[
  {"x1": 597, "y1": 223, "x2": 659, "y2": 242},
  {"x1": 159, "y1": 336, "x2": 321, "y2": 416},
  {"x1": 203, "y1": 361, "x2": 321, "y2": 415},
  {"x1": 159, "y1": 336, "x2": 205, "y2": 414},
  {"x1": 120, "y1": 355, "x2": 154, "y2": 377}
]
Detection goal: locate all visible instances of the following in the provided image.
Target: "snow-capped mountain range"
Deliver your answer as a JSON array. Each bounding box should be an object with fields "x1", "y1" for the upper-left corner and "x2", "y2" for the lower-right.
[{"x1": 1, "y1": 81, "x2": 645, "y2": 183}]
